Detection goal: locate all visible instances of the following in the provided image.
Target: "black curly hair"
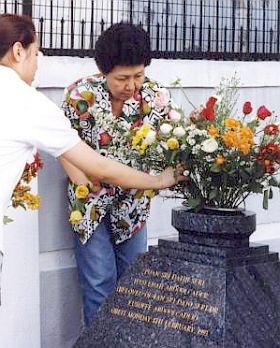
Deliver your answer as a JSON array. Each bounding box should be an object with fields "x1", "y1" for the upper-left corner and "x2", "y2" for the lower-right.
[{"x1": 95, "y1": 22, "x2": 151, "y2": 74}]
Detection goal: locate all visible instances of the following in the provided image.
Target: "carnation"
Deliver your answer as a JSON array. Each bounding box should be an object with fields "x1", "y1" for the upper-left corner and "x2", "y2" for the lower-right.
[
  {"x1": 173, "y1": 126, "x2": 186, "y2": 137},
  {"x1": 201, "y1": 138, "x2": 219, "y2": 153},
  {"x1": 160, "y1": 123, "x2": 173, "y2": 135}
]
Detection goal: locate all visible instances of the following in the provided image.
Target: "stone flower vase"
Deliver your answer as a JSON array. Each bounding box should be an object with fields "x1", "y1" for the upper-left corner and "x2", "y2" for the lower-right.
[{"x1": 172, "y1": 206, "x2": 256, "y2": 248}]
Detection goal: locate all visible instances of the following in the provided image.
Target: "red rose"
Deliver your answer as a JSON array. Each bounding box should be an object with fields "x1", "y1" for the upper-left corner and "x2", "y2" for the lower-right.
[
  {"x1": 243, "y1": 101, "x2": 253, "y2": 115},
  {"x1": 201, "y1": 106, "x2": 215, "y2": 121},
  {"x1": 257, "y1": 105, "x2": 272, "y2": 120},
  {"x1": 264, "y1": 124, "x2": 279, "y2": 135},
  {"x1": 99, "y1": 132, "x2": 112, "y2": 146},
  {"x1": 206, "y1": 97, "x2": 217, "y2": 108}
]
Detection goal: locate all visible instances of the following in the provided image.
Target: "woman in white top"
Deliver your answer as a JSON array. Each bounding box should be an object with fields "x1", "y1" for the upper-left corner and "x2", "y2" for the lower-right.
[{"x1": 0, "y1": 14, "x2": 185, "y2": 260}]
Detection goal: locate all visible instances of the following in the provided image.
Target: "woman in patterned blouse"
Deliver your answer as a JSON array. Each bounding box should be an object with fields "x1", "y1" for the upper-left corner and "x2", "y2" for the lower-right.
[{"x1": 61, "y1": 22, "x2": 180, "y2": 327}]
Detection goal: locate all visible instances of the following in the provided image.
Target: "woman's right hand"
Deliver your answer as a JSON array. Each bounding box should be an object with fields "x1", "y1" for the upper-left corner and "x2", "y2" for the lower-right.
[{"x1": 158, "y1": 164, "x2": 187, "y2": 189}]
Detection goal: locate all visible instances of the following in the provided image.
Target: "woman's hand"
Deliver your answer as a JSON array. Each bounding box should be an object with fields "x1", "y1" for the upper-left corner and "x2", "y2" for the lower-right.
[{"x1": 158, "y1": 164, "x2": 187, "y2": 189}]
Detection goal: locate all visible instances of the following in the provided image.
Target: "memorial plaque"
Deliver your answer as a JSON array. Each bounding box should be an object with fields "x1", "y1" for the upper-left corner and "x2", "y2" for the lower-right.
[{"x1": 75, "y1": 208, "x2": 280, "y2": 348}]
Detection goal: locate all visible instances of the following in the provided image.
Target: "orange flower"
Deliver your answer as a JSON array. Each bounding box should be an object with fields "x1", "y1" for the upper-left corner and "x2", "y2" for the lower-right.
[
  {"x1": 222, "y1": 131, "x2": 236, "y2": 148},
  {"x1": 224, "y1": 118, "x2": 240, "y2": 129},
  {"x1": 208, "y1": 125, "x2": 218, "y2": 137},
  {"x1": 215, "y1": 155, "x2": 225, "y2": 165}
]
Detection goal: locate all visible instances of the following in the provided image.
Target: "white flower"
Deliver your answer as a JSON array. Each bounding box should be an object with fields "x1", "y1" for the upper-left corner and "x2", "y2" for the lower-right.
[
  {"x1": 192, "y1": 145, "x2": 201, "y2": 154},
  {"x1": 187, "y1": 137, "x2": 196, "y2": 146},
  {"x1": 201, "y1": 138, "x2": 219, "y2": 153},
  {"x1": 173, "y1": 126, "x2": 186, "y2": 137},
  {"x1": 160, "y1": 123, "x2": 173, "y2": 135},
  {"x1": 211, "y1": 94, "x2": 222, "y2": 104},
  {"x1": 180, "y1": 144, "x2": 187, "y2": 150},
  {"x1": 183, "y1": 170, "x2": 189, "y2": 176},
  {"x1": 145, "y1": 130, "x2": 157, "y2": 145},
  {"x1": 169, "y1": 109, "x2": 181, "y2": 122},
  {"x1": 156, "y1": 145, "x2": 164, "y2": 154}
]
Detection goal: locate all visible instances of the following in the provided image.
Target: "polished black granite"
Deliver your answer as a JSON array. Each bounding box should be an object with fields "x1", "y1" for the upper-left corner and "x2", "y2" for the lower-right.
[{"x1": 74, "y1": 208, "x2": 280, "y2": 348}]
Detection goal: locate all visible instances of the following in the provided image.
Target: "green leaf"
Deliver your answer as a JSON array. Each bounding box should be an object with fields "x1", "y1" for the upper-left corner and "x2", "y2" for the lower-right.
[
  {"x1": 269, "y1": 177, "x2": 279, "y2": 187},
  {"x1": 263, "y1": 190, "x2": 269, "y2": 210},
  {"x1": 209, "y1": 188, "x2": 219, "y2": 200},
  {"x1": 249, "y1": 182, "x2": 264, "y2": 194},
  {"x1": 188, "y1": 198, "x2": 202, "y2": 209},
  {"x1": 210, "y1": 164, "x2": 221, "y2": 173},
  {"x1": 3, "y1": 216, "x2": 13, "y2": 225}
]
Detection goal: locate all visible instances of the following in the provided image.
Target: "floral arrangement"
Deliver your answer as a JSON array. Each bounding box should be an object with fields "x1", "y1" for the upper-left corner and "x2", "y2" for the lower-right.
[
  {"x1": 4, "y1": 153, "x2": 43, "y2": 224},
  {"x1": 129, "y1": 76, "x2": 280, "y2": 210}
]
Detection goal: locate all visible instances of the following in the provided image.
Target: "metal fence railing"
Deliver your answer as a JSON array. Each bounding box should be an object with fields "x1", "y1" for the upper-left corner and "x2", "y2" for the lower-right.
[{"x1": 1, "y1": 0, "x2": 280, "y2": 61}]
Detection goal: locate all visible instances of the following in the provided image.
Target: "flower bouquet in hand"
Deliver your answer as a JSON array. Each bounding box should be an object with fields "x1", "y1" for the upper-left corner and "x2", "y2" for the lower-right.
[
  {"x1": 129, "y1": 76, "x2": 280, "y2": 211},
  {"x1": 4, "y1": 153, "x2": 43, "y2": 224}
]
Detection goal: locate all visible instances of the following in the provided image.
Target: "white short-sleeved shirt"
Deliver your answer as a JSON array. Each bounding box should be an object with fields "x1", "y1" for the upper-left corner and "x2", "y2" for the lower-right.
[{"x1": 0, "y1": 66, "x2": 81, "y2": 254}]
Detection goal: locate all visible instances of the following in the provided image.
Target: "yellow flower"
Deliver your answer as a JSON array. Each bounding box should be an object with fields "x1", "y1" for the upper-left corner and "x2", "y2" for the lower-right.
[
  {"x1": 132, "y1": 134, "x2": 142, "y2": 147},
  {"x1": 141, "y1": 124, "x2": 151, "y2": 137},
  {"x1": 69, "y1": 210, "x2": 83, "y2": 224},
  {"x1": 144, "y1": 189, "x2": 156, "y2": 198},
  {"x1": 240, "y1": 126, "x2": 254, "y2": 143},
  {"x1": 167, "y1": 138, "x2": 179, "y2": 150},
  {"x1": 215, "y1": 155, "x2": 225, "y2": 165},
  {"x1": 238, "y1": 142, "x2": 251, "y2": 155},
  {"x1": 75, "y1": 185, "x2": 89, "y2": 199},
  {"x1": 222, "y1": 131, "x2": 236, "y2": 148},
  {"x1": 140, "y1": 142, "x2": 148, "y2": 154},
  {"x1": 208, "y1": 125, "x2": 218, "y2": 138},
  {"x1": 24, "y1": 193, "x2": 41, "y2": 210},
  {"x1": 224, "y1": 118, "x2": 240, "y2": 129}
]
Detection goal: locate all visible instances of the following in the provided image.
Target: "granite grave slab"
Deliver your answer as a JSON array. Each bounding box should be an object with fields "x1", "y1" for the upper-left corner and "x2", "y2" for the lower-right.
[{"x1": 74, "y1": 208, "x2": 280, "y2": 348}]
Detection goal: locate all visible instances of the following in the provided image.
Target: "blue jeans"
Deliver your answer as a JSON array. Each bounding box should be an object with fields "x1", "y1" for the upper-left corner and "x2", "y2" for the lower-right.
[{"x1": 74, "y1": 214, "x2": 147, "y2": 327}]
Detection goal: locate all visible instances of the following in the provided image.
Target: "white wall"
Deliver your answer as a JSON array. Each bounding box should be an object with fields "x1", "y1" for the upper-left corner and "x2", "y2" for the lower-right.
[{"x1": 1, "y1": 57, "x2": 280, "y2": 348}]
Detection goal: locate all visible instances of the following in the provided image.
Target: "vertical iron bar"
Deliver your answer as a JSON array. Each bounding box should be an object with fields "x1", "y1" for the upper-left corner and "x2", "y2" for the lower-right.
[
  {"x1": 254, "y1": 26, "x2": 258, "y2": 53},
  {"x1": 240, "y1": 26, "x2": 243, "y2": 53},
  {"x1": 199, "y1": 0, "x2": 203, "y2": 51},
  {"x1": 22, "y1": 0, "x2": 32, "y2": 17},
  {"x1": 90, "y1": 0, "x2": 94, "y2": 50},
  {"x1": 81, "y1": 20, "x2": 85, "y2": 50},
  {"x1": 14, "y1": 0, "x2": 18, "y2": 14},
  {"x1": 183, "y1": 0, "x2": 186, "y2": 51},
  {"x1": 224, "y1": 26, "x2": 227, "y2": 52},
  {"x1": 277, "y1": 0, "x2": 280, "y2": 53},
  {"x1": 208, "y1": 25, "x2": 211, "y2": 51},
  {"x1": 110, "y1": 0, "x2": 114, "y2": 26},
  {"x1": 232, "y1": 0, "x2": 236, "y2": 52},
  {"x1": 60, "y1": 18, "x2": 64, "y2": 49},
  {"x1": 147, "y1": 0, "x2": 151, "y2": 36},
  {"x1": 156, "y1": 22, "x2": 160, "y2": 51},
  {"x1": 71, "y1": 0, "x2": 75, "y2": 49},
  {"x1": 165, "y1": 0, "x2": 169, "y2": 51},
  {"x1": 101, "y1": 19, "x2": 105, "y2": 33},
  {"x1": 174, "y1": 22, "x2": 177, "y2": 52},
  {"x1": 129, "y1": 0, "x2": 133, "y2": 24},
  {"x1": 246, "y1": 0, "x2": 250, "y2": 53},
  {"x1": 216, "y1": 0, "x2": 219, "y2": 52},
  {"x1": 270, "y1": 28, "x2": 273, "y2": 53},
  {"x1": 50, "y1": 0, "x2": 53, "y2": 49},
  {"x1": 39, "y1": 17, "x2": 44, "y2": 48},
  {"x1": 262, "y1": 0, "x2": 266, "y2": 53},
  {"x1": 191, "y1": 24, "x2": 195, "y2": 51}
]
